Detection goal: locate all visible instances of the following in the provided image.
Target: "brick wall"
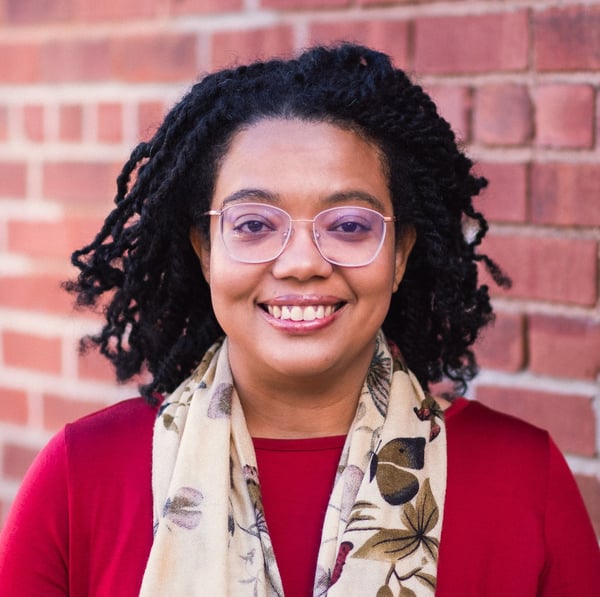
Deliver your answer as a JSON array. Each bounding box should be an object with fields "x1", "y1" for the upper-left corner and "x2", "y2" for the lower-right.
[{"x1": 0, "y1": 0, "x2": 599, "y2": 536}]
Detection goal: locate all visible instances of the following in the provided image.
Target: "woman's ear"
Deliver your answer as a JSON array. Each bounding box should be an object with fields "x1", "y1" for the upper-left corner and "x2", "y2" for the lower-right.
[
  {"x1": 189, "y1": 227, "x2": 211, "y2": 284},
  {"x1": 392, "y1": 226, "x2": 416, "y2": 293}
]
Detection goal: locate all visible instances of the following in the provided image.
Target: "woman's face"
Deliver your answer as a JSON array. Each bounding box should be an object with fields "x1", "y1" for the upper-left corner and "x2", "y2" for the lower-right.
[{"x1": 191, "y1": 118, "x2": 415, "y2": 386}]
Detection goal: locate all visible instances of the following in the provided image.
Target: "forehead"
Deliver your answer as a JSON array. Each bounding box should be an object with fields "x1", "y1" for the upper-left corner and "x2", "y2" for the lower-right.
[{"x1": 211, "y1": 118, "x2": 392, "y2": 213}]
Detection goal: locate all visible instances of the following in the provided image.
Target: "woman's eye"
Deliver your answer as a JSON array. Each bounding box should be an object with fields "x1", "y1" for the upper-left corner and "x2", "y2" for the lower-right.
[
  {"x1": 330, "y1": 220, "x2": 370, "y2": 234},
  {"x1": 233, "y1": 218, "x2": 275, "y2": 234}
]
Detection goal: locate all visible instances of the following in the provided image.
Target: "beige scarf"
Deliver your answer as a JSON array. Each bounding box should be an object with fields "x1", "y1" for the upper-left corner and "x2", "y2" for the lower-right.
[{"x1": 140, "y1": 331, "x2": 447, "y2": 596}]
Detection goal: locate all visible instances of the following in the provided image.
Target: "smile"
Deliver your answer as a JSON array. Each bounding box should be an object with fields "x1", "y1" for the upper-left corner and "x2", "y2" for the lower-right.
[{"x1": 265, "y1": 304, "x2": 341, "y2": 321}]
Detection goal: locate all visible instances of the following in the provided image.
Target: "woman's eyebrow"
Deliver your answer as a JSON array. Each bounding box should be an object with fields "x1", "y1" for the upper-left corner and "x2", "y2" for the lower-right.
[
  {"x1": 325, "y1": 190, "x2": 386, "y2": 211},
  {"x1": 221, "y1": 188, "x2": 280, "y2": 206}
]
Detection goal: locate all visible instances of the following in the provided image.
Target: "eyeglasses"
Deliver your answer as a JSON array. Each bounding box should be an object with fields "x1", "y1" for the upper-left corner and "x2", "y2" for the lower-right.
[{"x1": 203, "y1": 203, "x2": 395, "y2": 267}]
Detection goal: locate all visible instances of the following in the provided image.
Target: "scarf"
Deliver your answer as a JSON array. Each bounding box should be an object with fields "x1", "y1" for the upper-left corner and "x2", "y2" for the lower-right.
[{"x1": 140, "y1": 331, "x2": 447, "y2": 596}]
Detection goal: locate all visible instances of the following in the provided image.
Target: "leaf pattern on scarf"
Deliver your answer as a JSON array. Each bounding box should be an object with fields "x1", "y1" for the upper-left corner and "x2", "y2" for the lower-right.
[
  {"x1": 208, "y1": 383, "x2": 233, "y2": 418},
  {"x1": 365, "y1": 344, "x2": 392, "y2": 416},
  {"x1": 162, "y1": 486, "x2": 204, "y2": 530},
  {"x1": 350, "y1": 479, "x2": 439, "y2": 594}
]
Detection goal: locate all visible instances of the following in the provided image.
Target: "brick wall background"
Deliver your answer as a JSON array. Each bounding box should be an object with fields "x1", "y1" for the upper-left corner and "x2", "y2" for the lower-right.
[{"x1": 0, "y1": 0, "x2": 599, "y2": 536}]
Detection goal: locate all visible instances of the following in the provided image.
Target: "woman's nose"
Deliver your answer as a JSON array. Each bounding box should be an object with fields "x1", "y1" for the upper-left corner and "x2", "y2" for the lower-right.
[{"x1": 270, "y1": 223, "x2": 333, "y2": 280}]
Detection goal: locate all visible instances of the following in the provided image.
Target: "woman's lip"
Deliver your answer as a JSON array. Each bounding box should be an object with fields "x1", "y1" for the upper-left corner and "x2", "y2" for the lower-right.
[
  {"x1": 261, "y1": 295, "x2": 343, "y2": 306},
  {"x1": 260, "y1": 302, "x2": 345, "y2": 332}
]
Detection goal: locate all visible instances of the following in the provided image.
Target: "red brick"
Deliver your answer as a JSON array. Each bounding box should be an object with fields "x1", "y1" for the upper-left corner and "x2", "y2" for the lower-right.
[
  {"x1": 414, "y1": 12, "x2": 528, "y2": 74},
  {"x1": 575, "y1": 475, "x2": 600, "y2": 538},
  {"x1": 138, "y1": 101, "x2": 166, "y2": 142},
  {"x1": 7, "y1": 217, "x2": 104, "y2": 259},
  {"x1": 3, "y1": 331, "x2": 62, "y2": 375},
  {"x1": 2, "y1": 443, "x2": 39, "y2": 480},
  {"x1": 474, "y1": 162, "x2": 527, "y2": 223},
  {"x1": 211, "y1": 26, "x2": 295, "y2": 70},
  {"x1": 531, "y1": 163, "x2": 600, "y2": 227},
  {"x1": 534, "y1": 6, "x2": 600, "y2": 71},
  {"x1": 0, "y1": 43, "x2": 41, "y2": 83},
  {"x1": 75, "y1": 0, "x2": 159, "y2": 20},
  {"x1": 309, "y1": 20, "x2": 409, "y2": 71},
  {"x1": 23, "y1": 104, "x2": 45, "y2": 142},
  {"x1": 59, "y1": 104, "x2": 83, "y2": 142},
  {"x1": 426, "y1": 85, "x2": 471, "y2": 142},
  {"x1": 43, "y1": 161, "x2": 119, "y2": 206},
  {"x1": 0, "y1": 106, "x2": 8, "y2": 140},
  {"x1": 481, "y1": 235, "x2": 597, "y2": 306},
  {"x1": 529, "y1": 315, "x2": 600, "y2": 381},
  {"x1": 0, "y1": 388, "x2": 28, "y2": 425},
  {"x1": 0, "y1": 275, "x2": 74, "y2": 314},
  {"x1": 169, "y1": 0, "x2": 242, "y2": 14},
  {"x1": 535, "y1": 85, "x2": 594, "y2": 149},
  {"x1": 476, "y1": 312, "x2": 524, "y2": 373},
  {"x1": 111, "y1": 34, "x2": 198, "y2": 82},
  {"x1": 4, "y1": 0, "x2": 73, "y2": 24},
  {"x1": 476, "y1": 386, "x2": 596, "y2": 457},
  {"x1": 474, "y1": 84, "x2": 532, "y2": 146},
  {"x1": 0, "y1": 161, "x2": 27, "y2": 198},
  {"x1": 78, "y1": 347, "x2": 116, "y2": 382},
  {"x1": 97, "y1": 102, "x2": 123, "y2": 143},
  {"x1": 41, "y1": 39, "x2": 111, "y2": 82},
  {"x1": 261, "y1": 0, "x2": 349, "y2": 8},
  {"x1": 43, "y1": 393, "x2": 107, "y2": 431}
]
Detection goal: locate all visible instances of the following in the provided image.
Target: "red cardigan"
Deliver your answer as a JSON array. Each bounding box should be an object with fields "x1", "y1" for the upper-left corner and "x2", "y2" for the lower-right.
[{"x1": 1, "y1": 397, "x2": 598, "y2": 596}]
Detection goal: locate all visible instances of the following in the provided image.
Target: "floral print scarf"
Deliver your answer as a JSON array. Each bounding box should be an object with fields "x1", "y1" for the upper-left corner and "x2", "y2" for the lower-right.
[{"x1": 140, "y1": 331, "x2": 447, "y2": 596}]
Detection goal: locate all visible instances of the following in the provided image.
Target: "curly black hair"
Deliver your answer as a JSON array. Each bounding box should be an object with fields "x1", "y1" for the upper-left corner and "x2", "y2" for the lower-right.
[{"x1": 65, "y1": 43, "x2": 509, "y2": 403}]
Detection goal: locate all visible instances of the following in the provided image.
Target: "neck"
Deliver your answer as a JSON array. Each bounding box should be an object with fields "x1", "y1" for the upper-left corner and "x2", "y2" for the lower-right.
[{"x1": 228, "y1": 350, "x2": 372, "y2": 440}]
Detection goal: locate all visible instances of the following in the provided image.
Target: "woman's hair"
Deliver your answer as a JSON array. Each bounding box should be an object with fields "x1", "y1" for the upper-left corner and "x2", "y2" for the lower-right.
[{"x1": 66, "y1": 43, "x2": 509, "y2": 402}]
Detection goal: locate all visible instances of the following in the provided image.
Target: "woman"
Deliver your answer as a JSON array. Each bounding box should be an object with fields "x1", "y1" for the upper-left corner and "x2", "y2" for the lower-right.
[{"x1": 0, "y1": 44, "x2": 598, "y2": 596}]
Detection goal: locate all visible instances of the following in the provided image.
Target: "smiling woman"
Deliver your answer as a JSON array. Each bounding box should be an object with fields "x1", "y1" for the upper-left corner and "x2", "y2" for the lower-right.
[{"x1": 0, "y1": 44, "x2": 598, "y2": 597}]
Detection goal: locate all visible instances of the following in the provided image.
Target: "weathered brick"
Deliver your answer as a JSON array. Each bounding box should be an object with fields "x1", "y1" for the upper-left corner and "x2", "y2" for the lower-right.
[
  {"x1": 0, "y1": 43, "x2": 41, "y2": 83},
  {"x1": 476, "y1": 386, "x2": 596, "y2": 457},
  {"x1": 111, "y1": 34, "x2": 198, "y2": 82},
  {"x1": 41, "y1": 39, "x2": 111, "y2": 82},
  {"x1": 5, "y1": 0, "x2": 73, "y2": 24},
  {"x1": 426, "y1": 85, "x2": 471, "y2": 142},
  {"x1": 0, "y1": 161, "x2": 27, "y2": 198},
  {"x1": 474, "y1": 84, "x2": 532, "y2": 146},
  {"x1": 169, "y1": 0, "x2": 242, "y2": 15},
  {"x1": 474, "y1": 162, "x2": 528, "y2": 223},
  {"x1": 262, "y1": 0, "x2": 349, "y2": 8},
  {"x1": 414, "y1": 12, "x2": 528, "y2": 74},
  {"x1": 211, "y1": 26, "x2": 295, "y2": 70},
  {"x1": 3, "y1": 331, "x2": 62, "y2": 375},
  {"x1": 481, "y1": 235, "x2": 597, "y2": 306},
  {"x1": 78, "y1": 347, "x2": 117, "y2": 383},
  {"x1": 2, "y1": 443, "x2": 39, "y2": 480},
  {"x1": 535, "y1": 5, "x2": 600, "y2": 71},
  {"x1": 43, "y1": 393, "x2": 108, "y2": 431},
  {"x1": 535, "y1": 85, "x2": 594, "y2": 149},
  {"x1": 0, "y1": 275, "x2": 74, "y2": 314},
  {"x1": 529, "y1": 315, "x2": 600, "y2": 381},
  {"x1": 75, "y1": 0, "x2": 159, "y2": 20},
  {"x1": 0, "y1": 388, "x2": 28, "y2": 425},
  {"x1": 43, "y1": 161, "x2": 119, "y2": 206},
  {"x1": 59, "y1": 104, "x2": 83, "y2": 142},
  {"x1": 531, "y1": 163, "x2": 600, "y2": 227},
  {"x1": 138, "y1": 101, "x2": 166, "y2": 142},
  {"x1": 23, "y1": 104, "x2": 45, "y2": 142},
  {"x1": 476, "y1": 312, "x2": 524, "y2": 373},
  {"x1": 309, "y1": 20, "x2": 409, "y2": 71},
  {"x1": 0, "y1": 106, "x2": 8, "y2": 141},
  {"x1": 97, "y1": 102, "x2": 123, "y2": 143},
  {"x1": 8, "y1": 217, "x2": 104, "y2": 259},
  {"x1": 575, "y1": 475, "x2": 600, "y2": 538}
]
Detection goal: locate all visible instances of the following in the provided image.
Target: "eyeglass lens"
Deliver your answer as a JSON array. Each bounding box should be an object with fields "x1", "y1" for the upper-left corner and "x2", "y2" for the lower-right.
[{"x1": 219, "y1": 203, "x2": 388, "y2": 266}]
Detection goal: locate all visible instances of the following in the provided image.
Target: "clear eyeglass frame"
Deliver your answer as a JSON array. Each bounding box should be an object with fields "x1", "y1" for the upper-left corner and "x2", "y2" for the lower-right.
[{"x1": 203, "y1": 202, "x2": 396, "y2": 267}]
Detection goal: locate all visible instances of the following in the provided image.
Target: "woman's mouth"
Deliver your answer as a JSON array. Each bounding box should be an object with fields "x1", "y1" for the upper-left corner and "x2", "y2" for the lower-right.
[{"x1": 263, "y1": 303, "x2": 343, "y2": 322}]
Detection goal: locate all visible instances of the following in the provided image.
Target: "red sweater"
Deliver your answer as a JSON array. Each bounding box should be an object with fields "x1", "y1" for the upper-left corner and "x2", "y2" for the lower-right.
[{"x1": 0, "y1": 398, "x2": 598, "y2": 596}]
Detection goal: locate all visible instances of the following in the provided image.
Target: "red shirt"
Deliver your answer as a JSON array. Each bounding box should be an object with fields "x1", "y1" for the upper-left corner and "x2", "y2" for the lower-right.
[{"x1": 0, "y1": 397, "x2": 598, "y2": 596}]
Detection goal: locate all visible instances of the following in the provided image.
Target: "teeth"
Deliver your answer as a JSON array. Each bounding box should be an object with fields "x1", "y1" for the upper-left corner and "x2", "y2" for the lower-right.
[{"x1": 266, "y1": 304, "x2": 337, "y2": 321}]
